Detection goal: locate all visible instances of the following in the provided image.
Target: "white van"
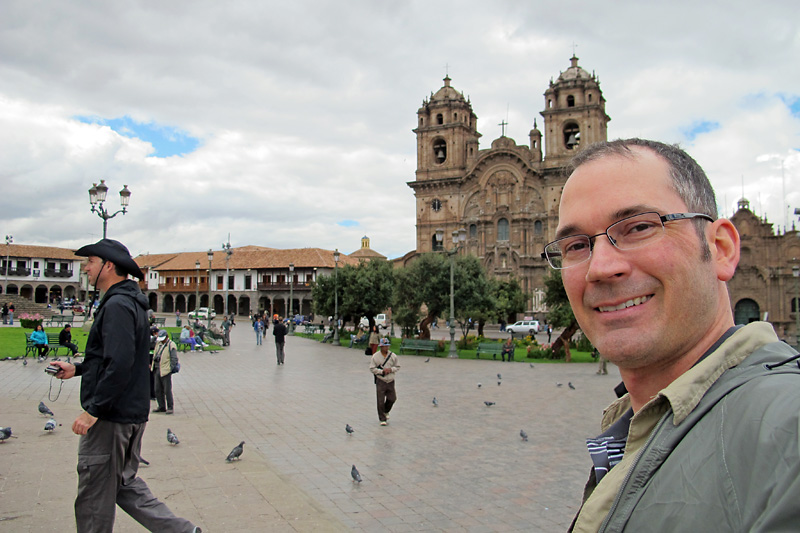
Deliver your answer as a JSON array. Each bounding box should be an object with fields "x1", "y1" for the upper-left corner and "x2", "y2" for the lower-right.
[{"x1": 360, "y1": 314, "x2": 388, "y2": 329}]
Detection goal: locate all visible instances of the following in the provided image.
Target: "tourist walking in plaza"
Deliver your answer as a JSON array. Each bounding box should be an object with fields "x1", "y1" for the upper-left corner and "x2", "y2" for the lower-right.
[
  {"x1": 152, "y1": 330, "x2": 179, "y2": 414},
  {"x1": 368, "y1": 325, "x2": 380, "y2": 355},
  {"x1": 253, "y1": 315, "x2": 264, "y2": 345},
  {"x1": 370, "y1": 337, "x2": 399, "y2": 426},
  {"x1": 221, "y1": 315, "x2": 230, "y2": 346},
  {"x1": 272, "y1": 316, "x2": 287, "y2": 364},
  {"x1": 49, "y1": 238, "x2": 200, "y2": 533}
]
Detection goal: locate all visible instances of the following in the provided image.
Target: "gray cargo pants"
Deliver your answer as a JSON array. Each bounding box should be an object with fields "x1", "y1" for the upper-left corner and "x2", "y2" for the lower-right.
[{"x1": 75, "y1": 419, "x2": 196, "y2": 532}]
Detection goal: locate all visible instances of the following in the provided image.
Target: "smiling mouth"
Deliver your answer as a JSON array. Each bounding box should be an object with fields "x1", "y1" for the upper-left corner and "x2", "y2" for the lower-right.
[{"x1": 597, "y1": 295, "x2": 653, "y2": 313}]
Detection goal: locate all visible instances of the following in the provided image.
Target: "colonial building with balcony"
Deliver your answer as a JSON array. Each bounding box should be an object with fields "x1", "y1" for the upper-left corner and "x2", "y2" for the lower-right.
[
  {"x1": 135, "y1": 246, "x2": 359, "y2": 318},
  {"x1": 0, "y1": 244, "x2": 84, "y2": 303}
]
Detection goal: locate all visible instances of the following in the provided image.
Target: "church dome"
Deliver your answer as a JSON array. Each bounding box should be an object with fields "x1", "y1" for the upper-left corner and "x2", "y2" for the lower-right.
[
  {"x1": 557, "y1": 56, "x2": 593, "y2": 82},
  {"x1": 430, "y1": 75, "x2": 468, "y2": 104}
]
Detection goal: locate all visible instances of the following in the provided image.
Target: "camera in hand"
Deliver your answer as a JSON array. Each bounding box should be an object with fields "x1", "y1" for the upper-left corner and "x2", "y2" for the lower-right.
[{"x1": 45, "y1": 365, "x2": 60, "y2": 376}]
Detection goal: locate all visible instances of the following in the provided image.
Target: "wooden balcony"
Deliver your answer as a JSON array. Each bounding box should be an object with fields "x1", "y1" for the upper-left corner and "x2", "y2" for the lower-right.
[
  {"x1": 158, "y1": 282, "x2": 210, "y2": 293},
  {"x1": 257, "y1": 281, "x2": 313, "y2": 291}
]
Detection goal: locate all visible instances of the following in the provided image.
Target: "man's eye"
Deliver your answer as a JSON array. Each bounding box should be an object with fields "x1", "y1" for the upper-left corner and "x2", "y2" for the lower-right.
[{"x1": 563, "y1": 240, "x2": 589, "y2": 254}]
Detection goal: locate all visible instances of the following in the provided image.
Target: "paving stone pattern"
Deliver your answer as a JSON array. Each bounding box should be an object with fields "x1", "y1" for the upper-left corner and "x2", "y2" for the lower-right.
[{"x1": 0, "y1": 324, "x2": 619, "y2": 532}]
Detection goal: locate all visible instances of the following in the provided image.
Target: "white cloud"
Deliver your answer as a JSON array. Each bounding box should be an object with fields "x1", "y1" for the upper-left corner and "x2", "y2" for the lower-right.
[{"x1": 1, "y1": 0, "x2": 799, "y2": 259}]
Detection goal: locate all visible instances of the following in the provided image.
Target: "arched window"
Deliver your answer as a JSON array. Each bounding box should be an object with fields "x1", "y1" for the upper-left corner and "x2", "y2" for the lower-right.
[
  {"x1": 419, "y1": 117, "x2": 424, "y2": 127},
  {"x1": 437, "y1": 113, "x2": 444, "y2": 125},
  {"x1": 564, "y1": 123, "x2": 580, "y2": 150},
  {"x1": 433, "y1": 139, "x2": 446, "y2": 164},
  {"x1": 588, "y1": 93, "x2": 593, "y2": 102},
  {"x1": 469, "y1": 224, "x2": 477, "y2": 238},
  {"x1": 792, "y1": 297, "x2": 800, "y2": 313},
  {"x1": 497, "y1": 218, "x2": 509, "y2": 241},
  {"x1": 534, "y1": 220, "x2": 543, "y2": 235},
  {"x1": 454, "y1": 112, "x2": 458, "y2": 121},
  {"x1": 567, "y1": 95, "x2": 575, "y2": 107}
]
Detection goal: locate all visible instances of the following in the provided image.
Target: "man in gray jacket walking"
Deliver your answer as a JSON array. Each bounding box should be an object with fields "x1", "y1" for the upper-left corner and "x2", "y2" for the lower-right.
[{"x1": 543, "y1": 139, "x2": 800, "y2": 532}]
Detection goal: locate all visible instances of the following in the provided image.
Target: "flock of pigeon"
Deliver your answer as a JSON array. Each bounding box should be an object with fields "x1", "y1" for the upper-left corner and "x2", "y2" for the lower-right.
[
  {"x1": 1, "y1": 401, "x2": 248, "y2": 469},
  {"x1": 344, "y1": 367, "x2": 579, "y2": 483}
]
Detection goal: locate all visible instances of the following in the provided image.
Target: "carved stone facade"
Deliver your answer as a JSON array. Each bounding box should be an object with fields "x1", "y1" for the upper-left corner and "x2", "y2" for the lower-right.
[
  {"x1": 403, "y1": 56, "x2": 610, "y2": 316},
  {"x1": 729, "y1": 199, "x2": 800, "y2": 343}
]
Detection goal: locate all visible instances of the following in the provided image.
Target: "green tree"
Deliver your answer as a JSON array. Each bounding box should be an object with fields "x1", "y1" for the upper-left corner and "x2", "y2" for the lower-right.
[
  {"x1": 543, "y1": 268, "x2": 580, "y2": 362},
  {"x1": 392, "y1": 253, "x2": 494, "y2": 340},
  {"x1": 312, "y1": 260, "x2": 394, "y2": 328},
  {"x1": 493, "y1": 277, "x2": 527, "y2": 327}
]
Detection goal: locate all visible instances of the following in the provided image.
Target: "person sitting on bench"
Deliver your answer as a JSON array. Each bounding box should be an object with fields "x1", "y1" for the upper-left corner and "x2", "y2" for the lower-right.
[{"x1": 59, "y1": 323, "x2": 81, "y2": 358}]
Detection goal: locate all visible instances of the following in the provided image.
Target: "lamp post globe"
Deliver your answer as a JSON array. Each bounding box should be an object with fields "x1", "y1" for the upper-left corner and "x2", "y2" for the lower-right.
[
  {"x1": 288, "y1": 262, "x2": 295, "y2": 334},
  {"x1": 332, "y1": 249, "x2": 340, "y2": 346},
  {"x1": 207, "y1": 250, "x2": 214, "y2": 329},
  {"x1": 88, "y1": 180, "x2": 131, "y2": 239}
]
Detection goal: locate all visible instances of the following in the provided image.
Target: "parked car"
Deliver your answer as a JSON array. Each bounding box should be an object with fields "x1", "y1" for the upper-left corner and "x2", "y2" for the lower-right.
[
  {"x1": 188, "y1": 307, "x2": 216, "y2": 320},
  {"x1": 359, "y1": 314, "x2": 389, "y2": 329},
  {"x1": 506, "y1": 320, "x2": 540, "y2": 335}
]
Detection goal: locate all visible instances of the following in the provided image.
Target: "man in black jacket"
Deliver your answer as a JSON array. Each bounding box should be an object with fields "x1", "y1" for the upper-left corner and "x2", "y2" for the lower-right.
[
  {"x1": 273, "y1": 315, "x2": 287, "y2": 364},
  {"x1": 57, "y1": 323, "x2": 81, "y2": 359},
  {"x1": 52, "y1": 239, "x2": 200, "y2": 533}
]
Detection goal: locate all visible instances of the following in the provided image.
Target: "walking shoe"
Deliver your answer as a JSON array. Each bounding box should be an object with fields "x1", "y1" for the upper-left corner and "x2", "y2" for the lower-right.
[
  {"x1": 380, "y1": 421, "x2": 387, "y2": 426},
  {"x1": 153, "y1": 408, "x2": 166, "y2": 413},
  {"x1": 165, "y1": 409, "x2": 173, "y2": 414}
]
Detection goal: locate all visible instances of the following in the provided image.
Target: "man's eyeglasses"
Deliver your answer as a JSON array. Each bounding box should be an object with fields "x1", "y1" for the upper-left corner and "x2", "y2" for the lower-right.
[{"x1": 541, "y1": 212, "x2": 714, "y2": 269}]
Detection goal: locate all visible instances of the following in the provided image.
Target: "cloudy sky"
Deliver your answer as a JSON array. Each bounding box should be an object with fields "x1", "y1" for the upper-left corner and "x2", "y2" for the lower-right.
[{"x1": 2, "y1": 0, "x2": 798, "y2": 260}]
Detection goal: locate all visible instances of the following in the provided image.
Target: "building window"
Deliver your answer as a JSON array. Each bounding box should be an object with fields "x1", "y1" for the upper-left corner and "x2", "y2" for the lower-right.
[
  {"x1": 245, "y1": 275, "x2": 252, "y2": 290},
  {"x1": 469, "y1": 224, "x2": 477, "y2": 238},
  {"x1": 437, "y1": 113, "x2": 444, "y2": 125},
  {"x1": 547, "y1": 99, "x2": 552, "y2": 108},
  {"x1": 534, "y1": 220, "x2": 543, "y2": 235},
  {"x1": 567, "y1": 95, "x2": 575, "y2": 107},
  {"x1": 454, "y1": 112, "x2": 458, "y2": 121},
  {"x1": 588, "y1": 93, "x2": 593, "y2": 102},
  {"x1": 793, "y1": 297, "x2": 799, "y2": 313},
  {"x1": 419, "y1": 117, "x2": 424, "y2": 127},
  {"x1": 433, "y1": 139, "x2": 447, "y2": 164},
  {"x1": 497, "y1": 218, "x2": 509, "y2": 241},
  {"x1": 564, "y1": 123, "x2": 580, "y2": 150},
  {"x1": 228, "y1": 275, "x2": 234, "y2": 290}
]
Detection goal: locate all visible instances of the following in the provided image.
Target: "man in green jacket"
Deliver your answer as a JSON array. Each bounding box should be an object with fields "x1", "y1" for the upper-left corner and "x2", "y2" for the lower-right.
[{"x1": 541, "y1": 139, "x2": 800, "y2": 532}]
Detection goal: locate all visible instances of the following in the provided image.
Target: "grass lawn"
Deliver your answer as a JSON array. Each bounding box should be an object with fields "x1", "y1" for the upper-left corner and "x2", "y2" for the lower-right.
[
  {"x1": 299, "y1": 333, "x2": 594, "y2": 363},
  {"x1": 0, "y1": 326, "x2": 192, "y2": 359}
]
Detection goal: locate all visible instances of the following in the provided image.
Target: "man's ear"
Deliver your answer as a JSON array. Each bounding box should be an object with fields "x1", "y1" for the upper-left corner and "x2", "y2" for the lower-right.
[{"x1": 709, "y1": 219, "x2": 740, "y2": 282}]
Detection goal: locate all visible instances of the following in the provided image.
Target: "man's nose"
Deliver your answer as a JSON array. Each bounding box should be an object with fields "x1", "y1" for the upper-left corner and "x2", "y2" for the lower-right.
[{"x1": 585, "y1": 236, "x2": 629, "y2": 281}]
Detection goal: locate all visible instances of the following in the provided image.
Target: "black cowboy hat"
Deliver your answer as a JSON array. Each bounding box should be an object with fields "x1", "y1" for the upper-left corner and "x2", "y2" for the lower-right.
[{"x1": 75, "y1": 238, "x2": 145, "y2": 280}]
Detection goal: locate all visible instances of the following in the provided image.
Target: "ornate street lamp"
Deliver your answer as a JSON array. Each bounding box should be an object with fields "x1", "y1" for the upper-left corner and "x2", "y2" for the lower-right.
[
  {"x1": 435, "y1": 227, "x2": 467, "y2": 358},
  {"x1": 207, "y1": 249, "x2": 214, "y2": 329},
  {"x1": 88, "y1": 180, "x2": 131, "y2": 239},
  {"x1": 793, "y1": 262, "x2": 799, "y2": 350},
  {"x1": 288, "y1": 262, "x2": 295, "y2": 334},
  {"x1": 194, "y1": 260, "x2": 200, "y2": 314},
  {"x1": 3, "y1": 235, "x2": 11, "y2": 296},
  {"x1": 222, "y1": 239, "x2": 232, "y2": 317},
  {"x1": 332, "y1": 249, "x2": 340, "y2": 346}
]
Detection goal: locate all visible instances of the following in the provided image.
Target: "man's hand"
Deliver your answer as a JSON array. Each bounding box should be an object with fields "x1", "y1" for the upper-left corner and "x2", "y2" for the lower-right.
[
  {"x1": 51, "y1": 361, "x2": 75, "y2": 380},
  {"x1": 72, "y1": 412, "x2": 98, "y2": 435},
  {"x1": 383, "y1": 367, "x2": 392, "y2": 375}
]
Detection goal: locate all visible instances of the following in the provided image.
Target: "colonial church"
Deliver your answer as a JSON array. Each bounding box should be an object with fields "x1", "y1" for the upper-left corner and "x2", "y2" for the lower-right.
[{"x1": 399, "y1": 56, "x2": 610, "y2": 316}]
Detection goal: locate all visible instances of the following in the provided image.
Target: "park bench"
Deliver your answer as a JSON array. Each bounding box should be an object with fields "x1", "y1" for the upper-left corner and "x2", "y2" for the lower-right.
[
  {"x1": 476, "y1": 342, "x2": 504, "y2": 360},
  {"x1": 46, "y1": 315, "x2": 70, "y2": 327},
  {"x1": 23, "y1": 332, "x2": 70, "y2": 360},
  {"x1": 152, "y1": 317, "x2": 167, "y2": 327},
  {"x1": 349, "y1": 334, "x2": 368, "y2": 348},
  {"x1": 302, "y1": 324, "x2": 320, "y2": 335},
  {"x1": 171, "y1": 333, "x2": 191, "y2": 352},
  {"x1": 399, "y1": 338, "x2": 438, "y2": 355}
]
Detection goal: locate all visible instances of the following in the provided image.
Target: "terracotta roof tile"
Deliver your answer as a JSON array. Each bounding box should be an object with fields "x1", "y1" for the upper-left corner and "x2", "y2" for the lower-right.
[
  {"x1": 134, "y1": 247, "x2": 359, "y2": 272},
  {"x1": 2, "y1": 244, "x2": 81, "y2": 261}
]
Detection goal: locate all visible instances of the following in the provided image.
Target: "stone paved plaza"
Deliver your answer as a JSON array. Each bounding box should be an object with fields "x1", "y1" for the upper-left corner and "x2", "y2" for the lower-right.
[{"x1": 0, "y1": 323, "x2": 619, "y2": 532}]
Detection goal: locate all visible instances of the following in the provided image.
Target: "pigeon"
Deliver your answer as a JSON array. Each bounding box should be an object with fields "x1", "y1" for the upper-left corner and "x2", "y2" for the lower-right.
[
  {"x1": 167, "y1": 428, "x2": 179, "y2": 445},
  {"x1": 351, "y1": 464, "x2": 362, "y2": 483},
  {"x1": 484, "y1": 401, "x2": 495, "y2": 407},
  {"x1": 556, "y1": 382, "x2": 563, "y2": 387},
  {"x1": 477, "y1": 383, "x2": 482, "y2": 388},
  {"x1": 424, "y1": 358, "x2": 430, "y2": 363},
  {"x1": 38, "y1": 401, "x2": 54, "y2": 417},
  {"x1": 226, "y1": 441, "x2": 245, "y2": 462},
  {"x1": 497, "y1": 381, "x2": 501, "y2": 386},
  {"x1": 345, "y1": 424, "x2": 354, "y2": 435},
  {"x1": 520, "y1": 429, "x2": 528, "y2": 442},
  {"x1": 23, "y1": 358, "x2": 28, "y2": 366},
  {"x1": 432, "y1": 397, "x2": 438, "y2": 407},
  {"x1": 0, "y1": 427, "x2": 13, "y2": 442},
  {"x1": 568, "y1": 382, "x2": 576, "y2": 390},
  {"x1": 44, "y1": 419, "x2": 57, "y2": 432},
  {"x1": 529, "y1": 363, "x2": 534, "y2": 368},
  {"x1": 497, "y1": 373, "x2": 502, "y2": 380}
]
